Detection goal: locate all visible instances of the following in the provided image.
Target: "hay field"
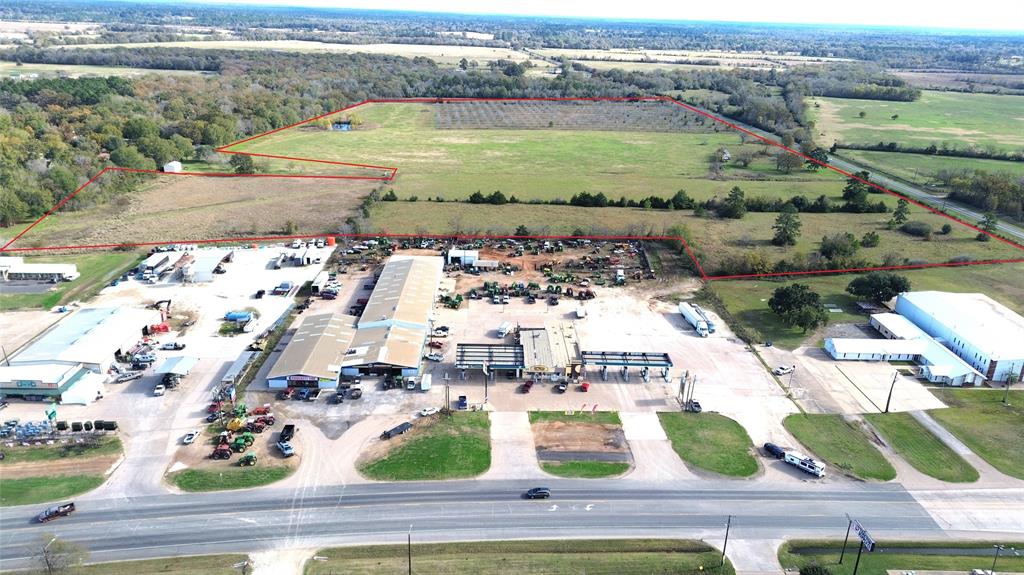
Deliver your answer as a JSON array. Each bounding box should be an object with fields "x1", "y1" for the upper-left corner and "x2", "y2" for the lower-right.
[
  {"x1": 230, "y1": 100, "x2": 846, "y2": 202},
  {"x1": 808, "y1": 91, "x2": 1024, "y2": 152},
  {"x1": 8, "y1": 174, "x2": 374, "y2": 249}
]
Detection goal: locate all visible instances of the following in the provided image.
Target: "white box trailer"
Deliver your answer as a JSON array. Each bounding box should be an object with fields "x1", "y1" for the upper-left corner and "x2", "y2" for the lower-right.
[
  {"x1": 784, "y1": 451, "x2": 826, "y2": 477},
  {"x1": 497, "y1": 321, "x2": 513, "y2": 337},
  {"x1": 420, "y1": 374, "x2": 432, "y2": 391},
  {"x1": 678, "y1": 302, "x2": 709, "y2": 337}
]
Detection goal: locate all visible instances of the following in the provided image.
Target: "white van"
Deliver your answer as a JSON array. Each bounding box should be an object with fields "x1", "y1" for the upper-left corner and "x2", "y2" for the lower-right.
[
  {"x1": 420, "y1": 374, "x2": 432, "y2": 391},
  {"x1": 497, "y1": 321, "x2": 513, "y2": 337}
]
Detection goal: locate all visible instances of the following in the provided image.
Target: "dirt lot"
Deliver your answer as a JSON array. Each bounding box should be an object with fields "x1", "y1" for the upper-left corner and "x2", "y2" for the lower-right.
[
  {"x1": 12, "y1": 174, "x2": 375, "y2": 249},
  {"x1": 532, "y1": 421, "x2": 629, "y2": 457}
]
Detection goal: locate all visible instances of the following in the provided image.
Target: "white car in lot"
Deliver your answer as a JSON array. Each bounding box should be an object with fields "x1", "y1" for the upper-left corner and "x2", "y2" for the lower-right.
[
  {"x1": 182, "y1": 430, "x2": 199, "y2": 444},
  {"x1": 153, "y1": 385, "x2": 166, "y2": 396},
  {"x1": 419, "y1": 407, "x2": 439, "y2": 417},
  {"x1": 772, "y1": 365, "x2": 795, "y2": 376}
]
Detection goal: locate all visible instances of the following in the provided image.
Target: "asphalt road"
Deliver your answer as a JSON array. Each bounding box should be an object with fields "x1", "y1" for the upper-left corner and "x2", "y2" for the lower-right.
[{"x1": 0, "y1": 480, "x2": 938, "y2": 569}]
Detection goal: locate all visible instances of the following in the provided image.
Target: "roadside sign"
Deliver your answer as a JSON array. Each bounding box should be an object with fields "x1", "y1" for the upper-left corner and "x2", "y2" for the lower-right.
[
  {"x1": 853, "y1": 520, "x2": 875, "y2": 551},
  {"x1": 45, "y1": 403, "x2": 57, "y2": 421}
]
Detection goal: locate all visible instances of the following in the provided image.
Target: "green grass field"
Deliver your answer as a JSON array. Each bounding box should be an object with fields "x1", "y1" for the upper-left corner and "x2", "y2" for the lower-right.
[
  {"x1": 69, "y1": 555, "x2": 250, "y2": 575},
  {"x1": 809, "y1": 91, "x2": 1024, "y2": 152},
  {"x1": 232, "y1": 101, "x2": 845, "y2": 202},
  {"x1": 783, "y1": 415, "x2": 896, "y2": 481},
  {"x1": 709, "y1": 263, "x2": 1024, "y2": 348},
  {"x1": 169, "y1": 466, "x2": 294, "y2": 492},
  {"x1": 541, "y1": 460, "x2": 632, "y2": 478},
  {"x1": 0, "y1": 475, "x2": 106, "y2": 506},
  {"x1": 529, "y1": 410, "x2": 622, "y2": 425},
  {"x1": 779, "y1": 540, "x2": 1024, "y2": 575},
  {"x1": 306, "y1": 539, "x2": 734, "y2": 575},
  {"x1": 359, "y1": 412, "x2": 491, "y2": 480},
  {"x1": 929, "y1": 389, "x2": 1024, "y2": 479},
  {"x1": 863, "y1": 412, "x2": 978, "y2": 483},
  {"x1": 658, "y1": 412, "x2": 758, "y2": 477},
  {"x1": 0, "y1": 252, "x2": 142, "y2": 311},
  {"x1": 840, "y1": 150, "x2": 1024, "y2": 186}
]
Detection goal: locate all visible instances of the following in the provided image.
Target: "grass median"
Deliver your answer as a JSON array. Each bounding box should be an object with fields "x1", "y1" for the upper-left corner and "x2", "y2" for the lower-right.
[
  {"x1": 864, "y1": 412, "x2": 978, "y2": 483},
  {"x1": 783, "y1": 414, "x2": 895, "y2": 481},
  {"x1": 541, "y1": 460, "x2": 631, "y2": 478},
  {"x1": 929, "y1": 389, "x2": 1024, "y2": 479},
  {"x1": 73, "y1": 554, "x2": 250, "y2": 575},
  {"x1": 0, "y1": 475, "x2": 107, "y2": 506},
  {"x1": 658, "y1": 412, "x2": 758, "y2": 477},
  {"x1": 359, "y1": 412, "x2": 491, "y2": 481},
  {"x1": 306, "y1": 539, "x2": 734, "y2": 575},
  {"x1": 170, "y1": 466, "x2": 293, "y2": 492},
  {"x1": 780, "y1": 540, "x2": 1024, "y2": 575}
]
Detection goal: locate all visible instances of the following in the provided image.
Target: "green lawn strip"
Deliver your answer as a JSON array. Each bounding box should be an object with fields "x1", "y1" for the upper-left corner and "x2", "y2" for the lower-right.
[
  {"x1": 0, "y1": 251, "x2": 142, "y2": 311},
  {"x1": 306, "y1": 539, "x2": 734, "y2": 575},
  {"x1": 840, "y1": 150, "x2": 1024, "y2": 186},
  {"x1": 658, "y1": 412, "x2": 759, "y2": 477},
  {"x1": 709, "y1": 263, "x2": 1024, "y2": 349},
  {"x1": 863, "y1": 412, "x2": 978, "y2": 483},
  {"x1": 359, "y1": 412, "x2": 491, "y2": 480},
  {"x1": 540, "y1": 460, "x2": 631, "y2": 478},
  {"x1": 71, "y1": 554, "x2": 250, "y2": 575},
  {"x1": 0, "y1": 475, "x2": 106, "y2": 506},
  {"x1": 529, "y1": 410, "x2": 622, "y2": 425},
  {"x1": 783, "y1": 415, "x2": 896, "y2": 481},
  {"x1": 929, "y1": 389, "x2": 1024, "y2": 479},
  {"x1": 779, "y1": 540, "x2": 1024, "y2": 575},
  {"x1": 169, "y1": 466, "x2": 294, "y2": 492},
  {"x1": 0, "y1": 435, "x2": 122, "y2": 464}
]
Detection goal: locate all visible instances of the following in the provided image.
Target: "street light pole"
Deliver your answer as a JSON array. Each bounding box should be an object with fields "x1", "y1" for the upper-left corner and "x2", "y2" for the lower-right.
[
  {"x1": 992, "y1": 544, "x2": 1004, "y2": 573},
  {"x1": 884, "y1": 371, "x2": 898, "y2": 414},
  {"x1": 839, "y1": 515, "x2": 853, "y2": 564},
  {"x1": 721, "y1": 515, "x2": 732, "y2": 568},
  {"x1": 852, "y1": 541, "x2": 865, "y2": 575},
  {"x1": 408, "y1": 524, "x2": 413, "y2": 575}
]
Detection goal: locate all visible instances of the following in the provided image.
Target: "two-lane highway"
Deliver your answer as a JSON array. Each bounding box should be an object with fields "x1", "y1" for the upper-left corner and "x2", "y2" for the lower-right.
[{"x1": 0, "y1": 480, "x2": 939, "y2": 569}]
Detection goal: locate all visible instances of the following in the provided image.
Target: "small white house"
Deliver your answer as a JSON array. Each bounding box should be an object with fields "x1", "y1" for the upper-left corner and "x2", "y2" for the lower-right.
[{"x1": 163, "y1": 161, "x2": 183, "y2": 173}]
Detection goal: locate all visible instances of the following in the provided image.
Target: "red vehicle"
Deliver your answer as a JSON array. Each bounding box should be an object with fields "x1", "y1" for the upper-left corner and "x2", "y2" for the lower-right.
[
  {"x1": 250, "y1": 403, "x2": 271, "y2": 415},
  {"x1": 207, "y1": 401, "x2": 224, "y2": 413},
  {"x1": 427, "y1": 341, "x2": 444, "y2": 349},
  {"x1": 521, "y1": 380, "x2": 534, "y2": 393},
  {"x1": 579, "y1": 382, "x2": 591, "y2": 392}
]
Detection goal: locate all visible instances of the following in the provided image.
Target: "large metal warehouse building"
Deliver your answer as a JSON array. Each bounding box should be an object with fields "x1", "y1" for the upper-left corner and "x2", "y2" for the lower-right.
[
  {"x1": 267, "y1": 312, "x2": 358, "y2": 389},
  {"x1": 896, "y1": 291, "x2": 1024, "y2": 383},
  {"x1": 341, "y1": 255, "x2": 443, "y2": 377}
]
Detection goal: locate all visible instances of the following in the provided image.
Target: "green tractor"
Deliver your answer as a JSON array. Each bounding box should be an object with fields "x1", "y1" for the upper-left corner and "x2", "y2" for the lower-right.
[
  {"x1": 238, "y1": 431, "x2": 256, "y2": 446},
  {"x1": 231, "y1": 437, "x2": 249, "y2": 453},
  {"x1": 233, "y1": 403, "x2": 248, "y2": 418},
  {"x1": 238, "y1": 453, "x2": 257, "y2": 467}
]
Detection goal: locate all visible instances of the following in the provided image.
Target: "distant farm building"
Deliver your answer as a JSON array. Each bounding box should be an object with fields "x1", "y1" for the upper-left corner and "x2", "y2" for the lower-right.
[{"x1": 0, "y1": 257, "x2": 79, "y2": 282}]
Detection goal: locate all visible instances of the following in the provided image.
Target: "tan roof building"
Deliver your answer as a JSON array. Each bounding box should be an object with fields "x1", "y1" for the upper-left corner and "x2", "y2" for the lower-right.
[
  {"x1": 343, "y1": 324, "x2": 427, "y2": 371},
  {"x1": 267, "y1": 312, "x2": 357, "y2": 386},
  {"x1": 521, "y1": 321, "x2": 580, "y2": 374},
  {"x1": 358, "y1": 255, "x2": 443, "y2": 331}
]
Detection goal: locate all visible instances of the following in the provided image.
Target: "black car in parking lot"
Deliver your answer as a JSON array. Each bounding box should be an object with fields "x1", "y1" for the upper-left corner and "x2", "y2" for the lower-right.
[{"x1": 763, "y1": 442, "x2": 786, "y2": 459}]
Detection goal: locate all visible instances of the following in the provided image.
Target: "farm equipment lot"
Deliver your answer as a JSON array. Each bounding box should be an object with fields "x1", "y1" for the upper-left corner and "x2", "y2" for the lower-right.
[{"x1": 0, "y1": 245, "x2": 332, "y2": 497}]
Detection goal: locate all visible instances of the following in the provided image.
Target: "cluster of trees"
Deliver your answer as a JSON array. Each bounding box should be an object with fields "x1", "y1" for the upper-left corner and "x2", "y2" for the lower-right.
[
  {"x1": 942, "y1": 170, "x2": 1024, "y2": 221},
  {"x1": 768, "y1": 271, "x2": 911, "y2": 333},
  {"x1": 839, "y1": 172, "x2": 891, "y2": 213},
  {"x1": 835, "y1": 141, "x2": 1024, "y2": 162}
]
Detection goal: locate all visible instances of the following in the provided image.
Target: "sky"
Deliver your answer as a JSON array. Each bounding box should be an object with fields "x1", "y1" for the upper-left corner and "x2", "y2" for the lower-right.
[{"x1": 191, "y1": 0, "x2": 1024, "y2": 31}]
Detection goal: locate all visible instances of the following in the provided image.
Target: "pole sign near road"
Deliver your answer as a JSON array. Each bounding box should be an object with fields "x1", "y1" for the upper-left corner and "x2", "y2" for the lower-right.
[{"x1": 853, "y1": 520, "x2": 875, "y2": 552}]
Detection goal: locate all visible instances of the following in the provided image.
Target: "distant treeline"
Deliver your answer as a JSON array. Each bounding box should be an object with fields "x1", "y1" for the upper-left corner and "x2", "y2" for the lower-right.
[{"x1": 835, "y1": 142, "x2": 1024, "y2": 162}]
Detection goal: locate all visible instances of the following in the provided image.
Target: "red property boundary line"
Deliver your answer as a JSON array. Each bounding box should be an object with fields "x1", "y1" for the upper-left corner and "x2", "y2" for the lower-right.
[{"x1": 3, "y1": 96, "x2": 1023, "y2": 282}]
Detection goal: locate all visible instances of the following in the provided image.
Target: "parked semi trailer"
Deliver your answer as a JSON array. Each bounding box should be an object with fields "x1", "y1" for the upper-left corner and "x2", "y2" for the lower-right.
[
  {"x1": 691, "y1": 303, "x2": 716, "y2": 334},
  {"x1": 678, "y1": 302, "x2": 709, "y2": 337}
]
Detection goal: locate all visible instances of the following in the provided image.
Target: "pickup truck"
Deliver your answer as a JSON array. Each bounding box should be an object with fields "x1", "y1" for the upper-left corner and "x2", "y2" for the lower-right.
[
  {"x1": 457, "y1": 395, "x2": 468, "y2": 410},
  {"x1": 37, "y1": 502, "x2": 76, "y2": 523},
  {"x1": 279, "y1": 424, "x2": 296, "y2": 442}
]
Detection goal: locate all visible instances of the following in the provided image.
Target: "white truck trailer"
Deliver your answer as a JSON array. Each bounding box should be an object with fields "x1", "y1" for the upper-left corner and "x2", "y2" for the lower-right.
[
  {"x1": 783, "y1": 451, "x2": 826, "y2": 477},
  {"x1": 497, "y1": 321, "x2": 513, "y2": 337},
  {"x1": 678, "y1": 302, "x2": 710, "y2": 337},
  {"x1": 691, "y1": 303, "x2": 716, "y2": 334}
]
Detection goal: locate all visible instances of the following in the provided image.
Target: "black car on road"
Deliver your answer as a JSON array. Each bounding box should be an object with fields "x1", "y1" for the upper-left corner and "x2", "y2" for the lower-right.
[
  {"x1": 37, "y1": 502, "x2": 76, "y2": 523},
  {"x1": 524, "y1": 487, "x2": 551, "y2": 500}
]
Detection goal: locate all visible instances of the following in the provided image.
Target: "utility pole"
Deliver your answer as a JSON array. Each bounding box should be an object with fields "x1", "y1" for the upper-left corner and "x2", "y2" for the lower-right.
[
  {"x1": 992, "y1": 544, "x2": 1004, "y2": 573},
  {"x1": 839, "y1": 514, "x2": 853, "y2": 564},
  {"x1": 1004, "y1": 375, "x2": 1017, "y2": 406},
  {"x1": 884, "y1": 371, "x2": 898, "y2": 414},
  {"x1": 720, "y1": 515, "x2": 732, "y2": 568},
  {"x1": 408, "y1": 524, "x2": 413, "y2": 575}
]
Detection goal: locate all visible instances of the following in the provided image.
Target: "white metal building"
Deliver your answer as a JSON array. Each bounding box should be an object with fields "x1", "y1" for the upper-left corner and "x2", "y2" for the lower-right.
[
  {"x1": 446, "y1": 249, "x2": 478, "y2": 266},
  {"x1": 0, "y1": 363, "x2": 105, "y2": 405},
  {"x1": 185, "y1": 249, "x2": 228, "y2": 283},
  {"x1": 11, "y1": 307, "x2": 161, "y2": 374},
  {"x1": 896, "y1": 292, "x2": 1024, "y2": 383},
  {"x1": 0, "y1": 257, "x2": 80, "y2": 282}
]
